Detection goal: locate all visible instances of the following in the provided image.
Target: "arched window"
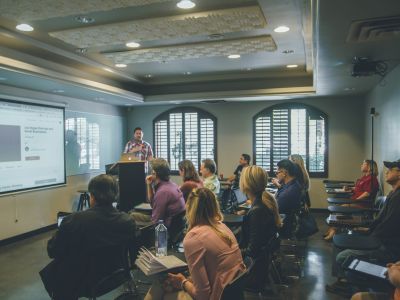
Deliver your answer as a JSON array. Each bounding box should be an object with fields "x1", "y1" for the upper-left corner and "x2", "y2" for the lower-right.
[
  {"x1": 153, "y1": 107, "x2": 217, "y2": 172},
  {"x1": 253, "y1": 103, "x2": 328, "y2": 177}
]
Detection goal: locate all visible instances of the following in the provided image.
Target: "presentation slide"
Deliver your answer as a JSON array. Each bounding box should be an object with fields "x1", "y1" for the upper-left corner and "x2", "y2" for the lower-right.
[{"x1": 0, "y1": 99, "x2": 66, "y2": 194}]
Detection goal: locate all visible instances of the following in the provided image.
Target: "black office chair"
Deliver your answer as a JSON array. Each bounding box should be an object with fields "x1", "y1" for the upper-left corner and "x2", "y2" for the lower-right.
[
  {"x1": 221, "y1": 256, "x2": 254, "y2": 300},
  {"x1": 83, "y1": 244, "x2": 138, "y2": 300},
  {"x1": 168, "y1": 210, "x2": 187, "y2": 248}
]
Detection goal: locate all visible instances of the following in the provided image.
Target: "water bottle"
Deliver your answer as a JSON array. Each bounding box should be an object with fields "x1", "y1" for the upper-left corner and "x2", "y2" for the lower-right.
[{"x1": 155, "y1": 220, "x2": 168, "y2": 257}]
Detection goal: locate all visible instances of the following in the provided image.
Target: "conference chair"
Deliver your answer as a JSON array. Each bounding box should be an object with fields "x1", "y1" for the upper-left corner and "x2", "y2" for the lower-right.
[
  {"x1": 168, "y1": 210, "x2": 187, "y2": 249},
  {"x1": 221, "y1": 257, "x2": 254, "y2": 300},
  {"x1": 84, "y1": 244, "x2": 138, "y2": 300}
]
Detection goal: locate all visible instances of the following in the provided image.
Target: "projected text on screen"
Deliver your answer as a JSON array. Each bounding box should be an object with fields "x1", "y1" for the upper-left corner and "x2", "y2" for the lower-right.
[{"x1": 0, "y1": 100, "x2": 65, "y2": 194}]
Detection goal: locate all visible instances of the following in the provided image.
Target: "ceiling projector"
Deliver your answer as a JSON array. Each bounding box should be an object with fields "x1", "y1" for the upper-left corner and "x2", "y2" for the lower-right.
[{"x1": 351, "y1": 57, "x2": 387, "y2": 77}]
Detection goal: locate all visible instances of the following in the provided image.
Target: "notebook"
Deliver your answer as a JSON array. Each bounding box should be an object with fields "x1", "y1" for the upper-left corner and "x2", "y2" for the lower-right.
[
  {"x1": 135, "y1": 247, "x2": 187, "y2": 276},
  {"x1": 327, "y1": 214, "x2": 364, "y2": 225}
]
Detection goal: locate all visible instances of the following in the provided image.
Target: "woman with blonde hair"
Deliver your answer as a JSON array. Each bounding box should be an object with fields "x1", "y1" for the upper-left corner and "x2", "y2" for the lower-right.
[
  {"x1": 289, "y1": 154, "x2": 311, "y2": 207},
  {"x1": 145, "y1": 188, "x2": 245, "y2": 300},
  {"x1": 239, "y1": 165, "x2": 281, "y2": 289}
]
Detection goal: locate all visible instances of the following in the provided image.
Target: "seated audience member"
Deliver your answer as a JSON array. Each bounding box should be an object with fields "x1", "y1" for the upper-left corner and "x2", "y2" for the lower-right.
[
  {"x1": 178, "y1": 159, "x2": 203, "y2": 202},
  {"x1": 274, "y1": 159, "x2": 303, "y2": 237},
  {"x1": 289, "y1": 154, "x2": 311, "y2": 208},
  {"x1": 145, "y1": 188, "x2": 245, "y2": 300},
  {"x1": 351, "y1": 261, "x2": 400, "y2": 300},
  {"x1": 228, "y1": 154, "x2": 251, "y2": 189},
  {"x1": 40, "y1": 174, "x2": 137, "y2": 300},
  {"x1": 324, "y1": 159, "x2": 379, "y2": 240},
  {"x1": 131, "y1": 158, "x2": 185, "y2": 227},
  {"x1": 274, "y1": 159, "x2": 303, "y2": 213},
  {"x1": 239, "y1": 165, "x2": 282, "y2": 289},
  {"x1": 200, "y1": 158, "x2": 220, "y2": 195},
  {"x1": 326, "y1": 159, "x2": 400, "y2": 295}
]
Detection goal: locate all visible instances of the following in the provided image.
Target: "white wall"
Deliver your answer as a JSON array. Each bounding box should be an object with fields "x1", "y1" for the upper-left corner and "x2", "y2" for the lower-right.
[
  {"x1": 365, "y1": 64, "x2": 400, "y2": 194},
  {"x1": 0, "y1": 90, "x2": 126, "y2": 241},
  {"x1": 127, "y1": 96, "x2": 367, "y2": 208}
]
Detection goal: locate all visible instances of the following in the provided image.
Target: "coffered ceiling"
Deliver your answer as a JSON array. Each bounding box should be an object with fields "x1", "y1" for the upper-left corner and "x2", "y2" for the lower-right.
[{"x1": 0, "y1": 0, "x2": 399, "y2": 106}]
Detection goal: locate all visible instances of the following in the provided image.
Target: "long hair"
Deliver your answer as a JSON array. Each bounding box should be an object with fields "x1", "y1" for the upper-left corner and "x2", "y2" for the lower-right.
[
  {"x1": 178, "y1": 160, "x2": 201, "y2": 182},
  {"x1": 239, "y1": 166, "x2": 282, "y2": 227},
  {"x1": 289, "y1": 154, "x2": 310, "y2": 190},
  {"x1": 186, "y1": 188, "x2": 233, "y2": 246},
  {"x1": 364, "y1": 159, "x2": 378, "y2": 177}
]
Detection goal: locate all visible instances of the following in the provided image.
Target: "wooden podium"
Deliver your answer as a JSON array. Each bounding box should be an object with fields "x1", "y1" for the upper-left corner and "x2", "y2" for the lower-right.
[{"x1": 116, "y1": 161, "x2": 146, "y2": 212}]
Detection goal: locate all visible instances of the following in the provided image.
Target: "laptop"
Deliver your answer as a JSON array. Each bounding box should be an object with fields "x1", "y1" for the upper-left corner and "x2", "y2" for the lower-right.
[{"x1": 119, "y1": 153, "x2": 140, "y2": 162}]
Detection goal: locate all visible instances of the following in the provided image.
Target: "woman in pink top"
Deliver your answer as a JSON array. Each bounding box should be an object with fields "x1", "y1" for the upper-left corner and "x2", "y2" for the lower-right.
[
  {"x1": 145, "y1": 188, "x2": 245, "y2": 300},
  {"x1": 178, "y1": 160, "x2": 203, "y2": 202}
]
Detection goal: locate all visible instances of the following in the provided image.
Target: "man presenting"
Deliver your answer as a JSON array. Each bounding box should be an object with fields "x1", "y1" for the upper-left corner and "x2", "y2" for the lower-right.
[
  {"x1": 124, "y1": 127, "x2": 153, "y2": 161},
  {"x1": 40, "y1": 175, "x2": 137, "y2": 300}
]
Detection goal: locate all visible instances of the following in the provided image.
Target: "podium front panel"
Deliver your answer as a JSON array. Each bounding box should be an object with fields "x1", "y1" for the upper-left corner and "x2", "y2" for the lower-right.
[{"x1": 118, "y1": 161, "x2": 146, "y2": 212}]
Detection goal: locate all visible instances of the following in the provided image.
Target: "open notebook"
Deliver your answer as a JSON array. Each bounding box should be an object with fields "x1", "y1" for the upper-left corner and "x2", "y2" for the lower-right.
[{"x1": 135, "y1": 247, "x2": 187, "y2": 276}]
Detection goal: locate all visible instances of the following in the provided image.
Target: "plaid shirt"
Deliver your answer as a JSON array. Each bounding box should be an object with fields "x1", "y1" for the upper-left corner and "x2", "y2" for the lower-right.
[{"x1": 123, "y1": 139, "x2": 153, "y2": 161}]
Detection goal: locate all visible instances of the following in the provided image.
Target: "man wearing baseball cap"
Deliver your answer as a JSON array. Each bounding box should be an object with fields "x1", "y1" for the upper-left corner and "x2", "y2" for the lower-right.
[{"x1": 327, "y1": 158, "x2": 400, "y2": 296}]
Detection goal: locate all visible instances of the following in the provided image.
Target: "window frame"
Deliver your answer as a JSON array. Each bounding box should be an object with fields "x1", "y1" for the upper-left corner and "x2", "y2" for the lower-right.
[
  {"x1": 253, "y1": 102, "x2": 328, "y2": 178},
  {"x1": 153, "y1": 106, "x2": 217, "y2": 174}
]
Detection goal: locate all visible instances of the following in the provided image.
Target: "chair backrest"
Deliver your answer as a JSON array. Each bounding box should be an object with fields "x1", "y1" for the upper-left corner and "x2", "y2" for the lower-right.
[
  {"x1": 83, "y1": 244, "x2": 132, "y2": 299},
  {"x1": 136, "y1": 223, "x2": 156, "y2": 249},
  {"x1": 168, "y1": 210, "x2": 186, "y2": 246},
  {"x1": 221, "y1": 257, "x2": 254, "y2": 300}
]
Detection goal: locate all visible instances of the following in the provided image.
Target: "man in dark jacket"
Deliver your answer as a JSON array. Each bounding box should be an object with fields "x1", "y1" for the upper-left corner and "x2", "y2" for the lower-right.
[{"x1": 40, "y1": 174, "x2": 137, "y2": 300}]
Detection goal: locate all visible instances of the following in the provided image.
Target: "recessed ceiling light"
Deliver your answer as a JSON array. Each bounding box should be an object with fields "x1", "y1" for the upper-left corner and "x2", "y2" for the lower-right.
[
  {"x1": 286, "y1": 64, "x2": 298, "y2": 68},
  {"x1": 52, "y1": 89, "x2": 64, "y2": 93},
  {"x1": 75, "y1": 48, "x2": 87, "y2": 54},
  {"x1": 115, "y1": 63, "x2": 127, "y2": 68},
  {"x1": 126, "y1": 41, "x2": 141, "y2": 48},
  {"x1": 16, "y1": 24, "x2": 34, "y2": 31},
  {"x1": 208, "y1": 33, "x2": 224, "y2": 40},
  {"x1": 184, "y1": 71, "x2": 192, "y2": 75},
  {"x1": 282, "y1": 49, "x2": 295, "y2": 54},
  {"x1": 228, "y1": 54, "x2": 241, "y2": 59},
  {"x1": 74, "y1": 16, "x2": 95, "y2": 24},
  {"x1": 177, "y1": 0, "x2": 196, "y2": 9},
  {"x1": 145, "y1": 74, "x2": 152, "y2": 78},
  {"x1": 274, "y1": 26, "x2": 290, "y2": 33}
]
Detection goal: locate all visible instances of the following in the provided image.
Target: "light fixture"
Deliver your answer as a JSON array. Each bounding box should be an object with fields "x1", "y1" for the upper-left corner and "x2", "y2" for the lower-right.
[
  {"x1": 115, "y1": 63, "x2": 127, "y2": 68},
  {"x1": 145, "y1": 74, "x2": 152, "y2": 78},
  {"x1": 16, "y1": 24, "x2": 34, "y2": 31},
  {"x1": 274, "y1": 26, "x2": 290, "y2": 33},
  {"x1": 282, "y1": 49, "x2": 294, "y2": 54},
  {"x1": 228, "y1": 54, "x2": 241, "y2": 59},
  {"x1": 177, "y1": 0, "x2": 196, "y2": 9},
  {"x1": 286, "y1": 64, "x2": 298, "y2": 68},
  {"x1": 184, "y1": 71, "x2": 192, "y2": 75},
  {"x1": 126, "y1": 41, "x2": 141, "y2": 48},
  {"x1": 74, "y1": 16, "x2": 95, "y2": 24}
]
